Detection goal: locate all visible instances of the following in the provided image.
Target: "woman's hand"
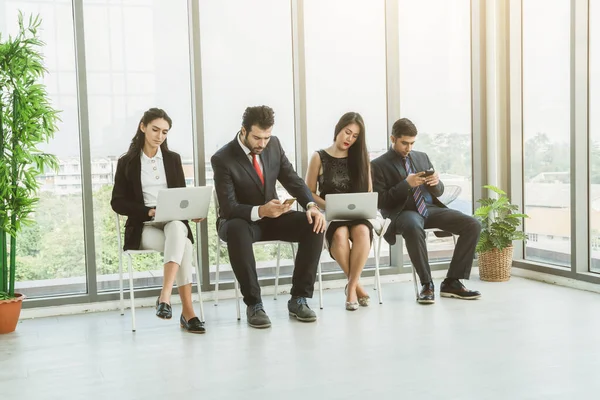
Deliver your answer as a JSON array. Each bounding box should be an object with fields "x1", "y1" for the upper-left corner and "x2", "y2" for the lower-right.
[{"x1": 148, "y1": 208, "x2": 156, "y2": 218}]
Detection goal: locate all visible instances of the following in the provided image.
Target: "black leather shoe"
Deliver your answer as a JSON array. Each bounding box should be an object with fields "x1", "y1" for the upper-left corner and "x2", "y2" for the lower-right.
[
  {"x1": 156, "y1": 297, "x2": 172, "y2": 319},
  {"x1": 246, "y1": 303, "x2": 271, "y2": 329},
  {"x1": 418, "y1": 282, "x2": 435, "y2": 304},
  {"x1": 180, "y1": 314, "x2": 206, "y2": 334},
  {"x1": 440, "y1": 279, "x2": 481, "y2": 300}
]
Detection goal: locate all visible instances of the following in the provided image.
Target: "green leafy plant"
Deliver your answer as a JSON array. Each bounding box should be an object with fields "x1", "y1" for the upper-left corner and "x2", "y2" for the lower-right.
[
  {"x1": 0, "y1": 13, "x2": 60, "y2": 299},
  {"x1": 474, "y1": 185, "x2": 529, "y2": 253}
]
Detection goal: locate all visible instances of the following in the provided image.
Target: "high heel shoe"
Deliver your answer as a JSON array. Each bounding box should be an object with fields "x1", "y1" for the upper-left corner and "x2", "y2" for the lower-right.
[
  {"x1": 358, "y1": 295, "x2": 370, "y2": 307},
  {"x1": 345, "y1": 301, "x2": 359, "y2": 311},
  {"x1": 347, "y1": 284, "x2": 370, "y2": 307}
]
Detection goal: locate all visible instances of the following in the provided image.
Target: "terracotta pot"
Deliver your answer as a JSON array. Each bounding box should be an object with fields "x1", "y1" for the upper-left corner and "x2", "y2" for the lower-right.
[{"x1": 0, "y1": 293, "x2": 26, "y2": 334}]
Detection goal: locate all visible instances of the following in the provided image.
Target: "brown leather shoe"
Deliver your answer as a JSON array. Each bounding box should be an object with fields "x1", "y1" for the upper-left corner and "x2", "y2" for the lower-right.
[
  {"x1": 418, "y1": 282, "x2": 435, "y2": 304},
  {"x1": 440, "y1": 279, "x2": 481, "y2": 300}
]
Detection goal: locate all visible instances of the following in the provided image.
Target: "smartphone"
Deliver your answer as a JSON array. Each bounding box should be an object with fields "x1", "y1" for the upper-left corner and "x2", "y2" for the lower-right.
[
  {"x1": 421, "y1": 169, "x2": 435, "y2": 177},
  {"x1": 283, "y1": 198, "x2": 296, "y2": 206}
]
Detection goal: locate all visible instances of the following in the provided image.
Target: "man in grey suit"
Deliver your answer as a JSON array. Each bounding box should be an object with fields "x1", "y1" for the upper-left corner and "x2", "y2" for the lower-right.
[{"x1": 371, "y1": 118, "x2": 482, "y2": 304}]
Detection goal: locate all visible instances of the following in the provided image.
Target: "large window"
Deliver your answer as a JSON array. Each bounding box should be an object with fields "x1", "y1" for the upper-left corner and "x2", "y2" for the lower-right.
[
  {"x1": 304, "y1": 0, "x2": 387, "y2": 271},
  {"x1": 398, "y1": 0, "x2": 472, "y2": 263},
  {"x1": 1, "y1": 0, "x2": 87, "y2": 298},
  {"x1": 198, "y1": 0, "x2": 297, "y2": 284},
  {"x1": 590, "y1": 0, "x2": 600, "y2": 273},
  {"x1": 522, "y1": 0, "x2": 571, "y2": 267},
  {"x1": 83, "y1": 0, "x2": 195, "y2": 290}
]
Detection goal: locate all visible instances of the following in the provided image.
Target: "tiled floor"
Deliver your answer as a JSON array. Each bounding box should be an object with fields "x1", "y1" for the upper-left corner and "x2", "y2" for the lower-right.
[{"x1": 2, "y1": 276, "x2": 599, "y2": 400}]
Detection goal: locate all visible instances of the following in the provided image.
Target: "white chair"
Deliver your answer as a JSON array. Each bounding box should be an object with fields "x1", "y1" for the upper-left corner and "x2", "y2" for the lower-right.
[
  {"x1": 370, "y1": 216, "x2": 392, "y2": 304},
  {"x1": 115, "y1": 213, "x2": 205, "y2": 332},
  {"x1": 213, "y1": 192, "x2": 323, "y2": 319}
]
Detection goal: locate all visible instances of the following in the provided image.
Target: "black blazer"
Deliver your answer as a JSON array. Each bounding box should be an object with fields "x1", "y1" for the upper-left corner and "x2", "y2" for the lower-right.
[
  {"x1": 371, "y1": 149, "x2": 445, "y2": 245},
  {"x1": 111, "y1": 148, "x2": 193, "y2": 251},
  {"x1": 211, "y1": 134, "x2": 313, "y2": 229}
]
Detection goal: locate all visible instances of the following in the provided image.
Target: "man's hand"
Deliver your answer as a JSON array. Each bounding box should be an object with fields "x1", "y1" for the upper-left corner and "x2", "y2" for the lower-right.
[
  {"x1": 258, "y1": 199, "x2": 291, "y2": 219},
  {"x1": 148, "y1": 208, "x2": 156, "y2": 218},
  {"x1": 424, "y1": 172, "x2": 440, "y2": 186},
  {"x1": 306, "y1": 207, "x2": 326, "y2": 233},
  {"x1": 405, "y1": 172, "x2": 426, "y2": 188},
  {"x1": 191, "y1": 218, "x2": 205, "y2": 223}
]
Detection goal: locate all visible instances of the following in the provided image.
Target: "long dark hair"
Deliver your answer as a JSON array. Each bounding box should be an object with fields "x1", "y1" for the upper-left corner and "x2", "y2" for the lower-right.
[
  {"x1": 126, "y1": 108, "x2": 172, "y2": 156},
  {"x1": 334, "y1": 112, "x2": 369, "y2": 192}
]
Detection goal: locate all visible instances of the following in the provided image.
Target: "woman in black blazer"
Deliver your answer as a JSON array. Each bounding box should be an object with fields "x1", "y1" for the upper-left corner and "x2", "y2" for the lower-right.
[{"x1": 111, "y1": 108, "x2": 205, "y2": 334}]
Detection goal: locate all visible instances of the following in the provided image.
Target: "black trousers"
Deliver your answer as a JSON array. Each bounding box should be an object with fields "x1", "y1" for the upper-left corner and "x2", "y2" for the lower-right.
[
  {"x1": 218, "y1": 211, "x2": 325, "y2": 306},
  {"x1": 393, "y1": 205, "x2": 482, "y2": 284}
]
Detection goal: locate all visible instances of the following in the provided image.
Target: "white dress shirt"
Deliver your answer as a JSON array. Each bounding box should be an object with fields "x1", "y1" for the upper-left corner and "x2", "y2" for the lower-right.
[
  {"x1": 140, "y1": 147, "x2": 168, "y2": 207},
  {"x1": 238, "y1": 134, "x2": 263, "y2": 221}
]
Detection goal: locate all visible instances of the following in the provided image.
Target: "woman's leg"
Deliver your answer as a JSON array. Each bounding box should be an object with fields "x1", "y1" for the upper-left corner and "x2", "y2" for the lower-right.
[
  {"x1": 174, "y1": 237, "x2": 197, "y2": 321},
  {"x1": 140, "y1": 224, "x2": 174, "y2": 304},
  {"x1": 159, "y1": 221, "x2": 188, "y2": 305},
  {"x1": 348, "y1": 224, "x2": 371, "y2": 301},
  {"x1": 329, "y1": 226, "x2": 351, "y2": 278}
]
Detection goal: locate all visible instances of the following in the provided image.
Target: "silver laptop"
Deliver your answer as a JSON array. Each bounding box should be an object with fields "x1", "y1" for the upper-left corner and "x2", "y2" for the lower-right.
[
  {"x1": 325, "y1": 192, "x2": 378, "y2": 221},
  {"x1": 145, "y1": 186, "x2": 213, "y2": 224}
]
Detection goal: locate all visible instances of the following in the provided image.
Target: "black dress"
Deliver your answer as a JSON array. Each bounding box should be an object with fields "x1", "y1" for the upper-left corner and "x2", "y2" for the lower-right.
[{"x1": 317, "y1": 150, "x2": 373, "y2": 256}]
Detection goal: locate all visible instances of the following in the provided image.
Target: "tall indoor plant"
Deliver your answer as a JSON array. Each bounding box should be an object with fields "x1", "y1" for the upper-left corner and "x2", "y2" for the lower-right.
[
  {"x1": 0, "y1": 13, "x2": 60, "y2": 333},
  {"x1": 474, "y1": 185, "x2": 528, "y2": 282}
]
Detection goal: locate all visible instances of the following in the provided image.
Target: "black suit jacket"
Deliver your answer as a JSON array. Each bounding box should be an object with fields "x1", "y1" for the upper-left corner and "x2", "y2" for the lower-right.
[
  {"x1": 371, "y1": 149, "x2": 445, "y2": 245},
  {"x1": 211, "y1": 134, "x2": 313, "y2": 229},
  {"x1": 111, "y1": 149, "x2": 193, "y2": 251}
]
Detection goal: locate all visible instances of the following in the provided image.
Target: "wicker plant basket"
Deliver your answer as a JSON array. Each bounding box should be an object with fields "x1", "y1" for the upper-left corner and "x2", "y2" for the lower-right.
[{"x1": 478, "y1": 246, "x2": 513, "y2": 282}]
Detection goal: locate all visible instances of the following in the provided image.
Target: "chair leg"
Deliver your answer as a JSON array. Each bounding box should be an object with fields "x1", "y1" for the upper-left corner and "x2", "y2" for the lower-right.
[
  {"x1": 318, "y1": 261, "x2": 324, "y2": 310},
  {"x1": 118, "y1": 251, "x2": 124, "y2": 315},
  {"x1": 215, "y1": 241, "x2": 220, "y2": 306},
  {"x1": 195, "y1": 262, "x2": 205, "y2": 323},
  {"x1": 375, "y1": 236, "x2": 383, "y2": 304},
  {"x1": 274, "y1": 244, "x2": 281, "y2": 300},
  {"x1": 234, "y1": 278, "x2": 241, "y2": 321},
  {"x1": 127, "y1": 254, "x2": 136, "y2": 332}
]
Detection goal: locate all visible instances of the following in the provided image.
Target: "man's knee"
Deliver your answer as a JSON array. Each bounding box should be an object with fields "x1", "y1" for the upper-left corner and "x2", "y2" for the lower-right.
[
  {"x1": 397, "y1": 218, "x2": 425, "y2": 239},
  {"x1": 470, "y1": 217, "x2": 482, "y2": 234},
  {"x1": 220, "y1": 218, "x2": 252, "y2": 243}
]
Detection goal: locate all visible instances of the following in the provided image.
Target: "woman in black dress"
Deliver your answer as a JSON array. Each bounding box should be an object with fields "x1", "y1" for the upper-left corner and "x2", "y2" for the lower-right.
[{"x1": 305, "y1": 112, "x2": 373, "y2": 311}]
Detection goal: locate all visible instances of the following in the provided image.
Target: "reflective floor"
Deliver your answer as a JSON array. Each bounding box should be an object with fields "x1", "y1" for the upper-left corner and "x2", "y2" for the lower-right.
[{"x1": 2, "y1": 276, "x2": 599, "y2": 400}]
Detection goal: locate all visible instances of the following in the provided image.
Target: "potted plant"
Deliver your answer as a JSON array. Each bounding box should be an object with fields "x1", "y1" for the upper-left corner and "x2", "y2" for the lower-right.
[
  {"x1": 474, "y1": 185, "x2": 529, "y2": 282},
  {"x1": 0, "y1": 13, "x2": 60, "y2": 333}
]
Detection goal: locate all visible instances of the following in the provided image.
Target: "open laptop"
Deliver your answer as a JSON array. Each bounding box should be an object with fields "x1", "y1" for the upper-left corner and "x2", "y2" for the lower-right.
[
  {"x1": 145, "y1": 186, "x2": 213, "y2": 224},
  {"x1": 325, "y1": 192, "x2": 378, "y2": 221}
]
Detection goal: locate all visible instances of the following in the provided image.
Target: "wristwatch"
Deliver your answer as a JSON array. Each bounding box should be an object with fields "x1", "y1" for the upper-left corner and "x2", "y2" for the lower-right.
[{"x1": 306, "y1": 201, "x2": 320, "y2": 211}]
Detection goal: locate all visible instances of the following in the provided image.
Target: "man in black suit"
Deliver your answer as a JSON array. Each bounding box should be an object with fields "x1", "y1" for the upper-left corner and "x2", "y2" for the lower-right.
[
  {"x1": 211, "y1": 106, "x2": 326, "y2": 328},
  {"x1": 371, "y1": 118, "x2": 482, "y2": 304}
]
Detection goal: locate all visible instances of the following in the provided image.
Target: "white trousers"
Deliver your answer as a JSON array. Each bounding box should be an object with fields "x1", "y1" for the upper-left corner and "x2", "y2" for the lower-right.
[{"x1": 140, "y1": 221, "x2": 194, "y2": 287}]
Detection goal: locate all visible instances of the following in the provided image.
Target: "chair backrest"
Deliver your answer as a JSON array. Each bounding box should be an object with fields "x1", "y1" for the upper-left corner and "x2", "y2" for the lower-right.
[{"x1": 438, "y1": 184, "x2": 462, "y2": 206}]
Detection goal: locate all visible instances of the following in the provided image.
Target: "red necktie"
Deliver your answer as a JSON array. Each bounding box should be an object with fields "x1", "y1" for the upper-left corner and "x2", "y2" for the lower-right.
[{"x1": 252, "y1": 154, "x2": 264, "y2": 185}]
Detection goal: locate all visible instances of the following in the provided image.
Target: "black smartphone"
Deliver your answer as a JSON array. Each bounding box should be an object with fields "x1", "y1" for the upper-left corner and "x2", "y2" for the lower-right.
[{"x1": 421, "y1": 169, "x2": 435, "y2": 177}]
